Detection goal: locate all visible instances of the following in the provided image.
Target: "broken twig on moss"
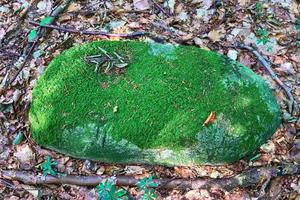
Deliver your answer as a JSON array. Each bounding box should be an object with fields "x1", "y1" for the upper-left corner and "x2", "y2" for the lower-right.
[{"x1": 1, "y1": 164, "x2": 299, "y2": 191}]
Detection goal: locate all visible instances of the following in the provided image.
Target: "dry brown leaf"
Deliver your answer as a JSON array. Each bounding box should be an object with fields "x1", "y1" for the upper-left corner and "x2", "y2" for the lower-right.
[
  {"x1": 133, "y1": 0, "x2": 150, "y2": 11},
  {"x1": 203, "y1": 112, "x2": 216, "y2": 126},
  {"x1": 207, "y1": 29, "x2": 224, "y2": 42},
  {"x1": 67, "y1": 2, "x2": 81, "y2": 12},
  {"x1": 174, "y1": 166, "x2": 195, "y2": 178}
]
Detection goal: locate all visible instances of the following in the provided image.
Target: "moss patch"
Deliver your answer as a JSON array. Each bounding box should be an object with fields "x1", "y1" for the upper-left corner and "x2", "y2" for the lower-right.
[{"x1": 30, "y1": 40, "x2": 281, "y2": 165}]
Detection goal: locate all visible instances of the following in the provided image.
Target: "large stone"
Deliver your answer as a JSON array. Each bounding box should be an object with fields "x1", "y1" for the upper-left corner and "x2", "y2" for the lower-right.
[{"x1": 29, "y1": 41, "x2": 281, "y2": 166}]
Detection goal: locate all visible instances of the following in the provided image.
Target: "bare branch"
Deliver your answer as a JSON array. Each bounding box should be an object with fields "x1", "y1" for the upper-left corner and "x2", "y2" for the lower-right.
[
  {"x1": 1, "y1": 164, "x2": 299, "y2": 191},
  {"x1": 28, "y1": 21, "x2": 150, "y2": 38},
  {"x1": 235, "y1": 42, "x2": 297, "y2": 115}
]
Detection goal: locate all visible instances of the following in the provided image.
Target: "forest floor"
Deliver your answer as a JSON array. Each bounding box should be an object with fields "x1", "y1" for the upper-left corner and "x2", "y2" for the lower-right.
[{"x1": 0, "y1": 0, "x2": 300, "y2": 199}]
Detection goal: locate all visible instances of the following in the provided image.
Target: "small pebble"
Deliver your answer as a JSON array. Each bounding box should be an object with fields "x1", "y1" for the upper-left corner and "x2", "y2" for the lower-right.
[{"x1": 227, "y1": 49, "x2": 238, "y2": 60}]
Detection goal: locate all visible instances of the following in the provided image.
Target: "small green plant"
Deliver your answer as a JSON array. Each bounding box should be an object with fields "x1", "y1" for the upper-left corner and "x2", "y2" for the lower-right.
[
  {"x1": 295, "y1": 18, "x2": 300, "y2": 30},
  {"x1": 256, "y1": 28, "x2": 270, "y2": 45},
  {"x1": 255, "y1": 2, "x2": 263, "y2": 17},
  {"x1": 96, "y1": 179, "x2": 128, "y2": 200},
  {"x1": 297, "y1": 41, "x2": 300, "y2": 48},
  {"x1": 28, "y1": 16, "x2": 53, "y2": 42},
  {"x1": 40, "y1": 156, "x2": 57, "y2": 176},
  {"x1": 137, "y1": 176, "x2": 158, "y2": 200}
]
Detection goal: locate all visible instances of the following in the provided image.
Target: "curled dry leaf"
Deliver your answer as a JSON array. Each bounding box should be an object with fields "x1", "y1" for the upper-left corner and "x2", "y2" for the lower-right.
[{"x1": 203, "y1": 112, "x2": 216, "y2": 126}]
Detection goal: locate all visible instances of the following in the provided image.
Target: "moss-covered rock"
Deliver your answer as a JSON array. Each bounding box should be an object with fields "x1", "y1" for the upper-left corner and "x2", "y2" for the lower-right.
[{"x1": 30, "y1": 41, "x2": 281, "y2": 165}]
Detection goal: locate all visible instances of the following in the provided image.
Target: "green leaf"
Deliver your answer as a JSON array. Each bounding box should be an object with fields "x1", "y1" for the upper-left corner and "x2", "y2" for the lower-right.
[
  {"x1": 296, "y1": 41, "x2": 300, "y2": 48},
  {"x1": 40, "y1": 16, "x2": 53, "y2": 26},
  {"x1": 97, "y1": 180, "x2": 128, "y2": 200},
  {"x1": 40, "y1": 156, "x2": 57, "y2": 176},
  {"x1": 116, "y1": 189, "x2": 127, "y2": 197},
  {"x1": 13, "y1": 132, "x2": 24, "y2": 145},
  {"x1": 296, "y1": 18, "x2": 300, "y2": 30},
  {"x1": 255, "y1": 2, "x2": 263, "y2": 16},
  {"x1": 28, "y1": 29, "x2": 38, "y2": 42}
]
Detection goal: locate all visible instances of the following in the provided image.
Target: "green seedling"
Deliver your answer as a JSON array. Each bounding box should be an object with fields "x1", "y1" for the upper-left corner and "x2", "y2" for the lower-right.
[
  {"x1": 40, "y1": 156, "x2": 57, "y2": 176},
  {"x1": 137, "y1": 176, "x2": 158, "y2": 200},
  {"x1": 96, "y1": 179, "x2": 128, "y2": 200},
  {"x1": 257, "y1": 28, "x2": 270, "y2": 45}
]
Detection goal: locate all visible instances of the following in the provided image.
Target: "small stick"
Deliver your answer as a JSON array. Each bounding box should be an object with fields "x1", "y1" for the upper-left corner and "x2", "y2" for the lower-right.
[
  {"x1": 8, "y1": 39, "x2": 39, "y2": 85},
  {"x1": 150, "y1": 0, "x2": 172, "y2": 17},
  {"x1": 235, "y1": 42, "x2": 297, "y2": 115},
  {"x1": 5, "y1": 0, "x2": 73, "y2": 87},
  {"x1": 257, "y1": 175, "x2": 271, "y2": 198},
  {"x1": 28, "y1": 21, "x2": 150, "y2": 38}
]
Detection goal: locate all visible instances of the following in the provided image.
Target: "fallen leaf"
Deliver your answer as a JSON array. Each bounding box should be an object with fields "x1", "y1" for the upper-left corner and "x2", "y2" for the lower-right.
[
  {"x1": 12, "y1": 132, "x2": 24, "y2": 145},
  {"x1": 113, "y1": 105, "x2": 118, "y2": 113},
  {"x1": 67, "y1": 2, "x2": 81, "y2": 12},
  {"x1": 0, "y1": 28, "x2": 5, "y2": 40},
  {"x1": 164, "y1": 0, "x2": 175, "y2": 13},
  {"x1": 174, "y1": 166, "x2": 195, "y2": 178},
  {"x1": 203, "y1": 112, "x2": 215, "y2": 126},
  {"x1": 194, "y1": 37, "x2": 204, "y2": 47},
  {"x1": 14, "y1": 144, "x2": 34, "y2": 163},
  {"x1": 107, "y1": 20, "x2": 126, "y2": 31},
  {"x1": 133, "y1": 0, "x2": 150, "y2": 11},
  {"x1": 124, "y1": 166, "x2": 145, "y2": 175},
  {"x1": 208, "y1": 29, "x2": 222, "y2": 42},
  {"x1": 37, "y1": 0, "x2": 52, "y2": 13},
  {"x1": 100, "y1": 82, "x2": 108, "y2": 89},
  {"x1": 278, "y1": 62, "x2": 296, "y2": 75},
  {"x1": 290, "y1": 51, "x2": 300, "y2": 63},
  {"x1": 177, "y1": 11, "x2": 188, "y2": 21}
]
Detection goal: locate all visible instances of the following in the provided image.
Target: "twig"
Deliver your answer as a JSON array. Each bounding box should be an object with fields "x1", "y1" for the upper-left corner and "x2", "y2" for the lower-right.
[
  {"x1": 28, "y1": 21, "x2": 150, "y2": 38},
  {"x1": 1, "y1": 164, "x2": 299, "y2": 190},
  {"x1": 235, "y1": 42, "x2": 297, "y2": 115},
  {"x1": 150, "y1": 0, "x2": 171, "y2": 17},
  {"x1": 0, "y1": 0, "x2": 38, "y2": 47},
  {"x1": 5, "y1": 0, "x2": 73, "y2": 87},
  {"x1": 0, "y1": 178, "x2": 15, "y2": 189},
  {"x1": 257, "y1": 175, "x2": 271, "y2": 199},
  {"x1": 8, "y1": 39, "x2": 39, "y2": 86}
]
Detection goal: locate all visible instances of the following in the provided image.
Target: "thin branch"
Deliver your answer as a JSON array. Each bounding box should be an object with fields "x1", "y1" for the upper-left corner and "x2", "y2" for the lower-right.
[
  {"x1": 5, "y1": 0, "x2": 73, "y2": 87},
  {"x1": 1, "y1": 164, "x2": 299, "y2": 191},
  {"x1": 257, "y1": 175, "x2": 271, "y2": 198},
  {"x1": 8, "y1": 39, "x2": 39, "y2": 85},
  {"x1": 235, "y1": 42, "x2": 297, "y2": 115},
  {"x1": 0, "y1": 0, "x2": 38, "y2": 46},
  {"x1": 0, "y1": 178, "x2": 15, "y2": 189},
  {"x1": 150, "y1": 0, "x2": 171, "y2": 17},
  {"x1": 28, "y1": 21, "x2": 150, "y2": 38}
]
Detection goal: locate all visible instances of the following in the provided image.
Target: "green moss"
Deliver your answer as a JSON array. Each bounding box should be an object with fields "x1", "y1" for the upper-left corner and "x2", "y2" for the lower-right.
[{"x1": 30, "y1": 40, "x2": 281, "y2": 165}]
